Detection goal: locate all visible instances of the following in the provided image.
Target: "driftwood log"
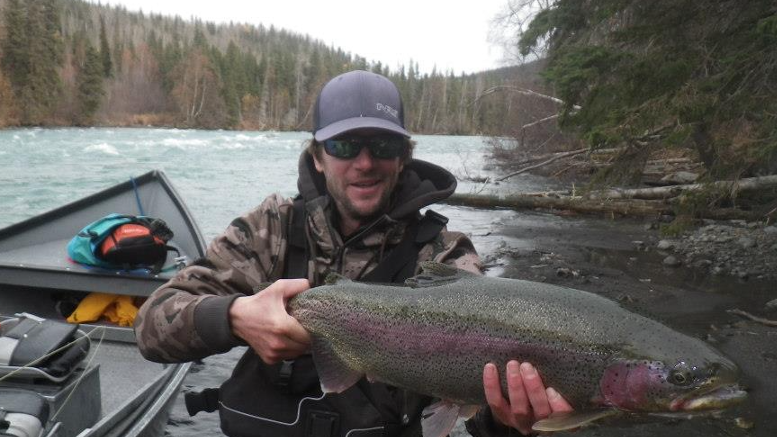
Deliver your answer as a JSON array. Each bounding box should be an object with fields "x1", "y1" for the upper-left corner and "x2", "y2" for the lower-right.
[
  {"x1": 445, "y1": 193, "x2": 672, "y2": 217},
  {"x1": 587, "y1": 175, "x2": 777, "y2": 200},
  {"x1": 445, "y1": 193, "x2": 762, "y2": 220}
]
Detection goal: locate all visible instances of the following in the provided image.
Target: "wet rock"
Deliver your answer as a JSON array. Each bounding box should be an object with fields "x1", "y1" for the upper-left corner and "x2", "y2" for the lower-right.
[
  {"x1": 766, "y1": 298, "x2": 777, "y2": 311},
  {"x1": 656, "y1": 240, "x2": 675, "y2": 251},
  {"x1": 644, "y1": 222, "x2": 657, "y2": 231},
  {"x1": 712, "y1": 265, "x2": 727, "y2": 276},
  {"x1": 556, "y1": 267, "x2": 579, "y2": 278},
  {"x1": 738, "y1": 237, "x2": 756, "y2": 249},
  {"x1": 765, "y1": 225, "x2": 777, "y2": 235},
  {"x1": 663, "y1": 255, "x2": 681, "y2": 267},
  {"x1": 734, "y1": 417, "x2": 754, "y2": 430},
  {"x1": 693, "y1": 259, "x2": 712, "y2": 269},
  {"x1": 658, "y1": 214, "x2": 675, "y2": 223}
]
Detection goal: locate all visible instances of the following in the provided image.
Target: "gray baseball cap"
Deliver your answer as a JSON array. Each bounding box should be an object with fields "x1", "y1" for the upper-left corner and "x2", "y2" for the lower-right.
[{"x1": 313, "y1": 70, "x2": 409, "y2": 142}]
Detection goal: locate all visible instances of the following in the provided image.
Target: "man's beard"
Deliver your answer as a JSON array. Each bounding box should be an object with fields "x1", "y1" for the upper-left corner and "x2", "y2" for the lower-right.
[{"x1": 327, "y1": 173, "x2": 398, "y2": 225}]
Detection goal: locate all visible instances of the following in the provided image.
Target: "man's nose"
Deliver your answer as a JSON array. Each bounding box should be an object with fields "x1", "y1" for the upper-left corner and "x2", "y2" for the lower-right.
[{"x1": 352, "y1": 146, "x2": 375, "y2": 170}]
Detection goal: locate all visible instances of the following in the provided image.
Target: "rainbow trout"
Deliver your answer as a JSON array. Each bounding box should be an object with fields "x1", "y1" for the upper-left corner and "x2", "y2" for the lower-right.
[{"x1": 288, "y1": 262, "x2": 746, "y2": 436}]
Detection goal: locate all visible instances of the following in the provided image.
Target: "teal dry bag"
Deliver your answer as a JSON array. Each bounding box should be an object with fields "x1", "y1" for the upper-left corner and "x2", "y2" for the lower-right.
[{"x1": 66, "y1": 213, "x2": 177, "y2": 271}]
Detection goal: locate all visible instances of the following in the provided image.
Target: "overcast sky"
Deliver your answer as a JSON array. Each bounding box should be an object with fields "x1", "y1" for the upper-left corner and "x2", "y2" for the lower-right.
[{"x1": 86, "y1": 0, "x2": 514, "y2": 75}]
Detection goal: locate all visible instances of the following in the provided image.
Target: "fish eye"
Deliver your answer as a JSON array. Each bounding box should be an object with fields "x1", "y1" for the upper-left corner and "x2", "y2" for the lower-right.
[
  {"x1": 669, "y1": 362, "x2": 695, "y2": 386},
  {"x1": 669, "y1": 369, "x2": 692, "y2": 385}
]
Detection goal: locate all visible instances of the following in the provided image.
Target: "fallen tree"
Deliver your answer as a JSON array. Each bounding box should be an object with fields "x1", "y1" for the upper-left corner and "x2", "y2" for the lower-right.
[
  {"x1": 445, "y1": 193, "x2": 672, "y2": 217},
  {"x1": 445, "y1": 190, "x2": 765, "y2": 220},
  {"x1": 587, "y1": 175, "x2": 777, "y2": 200}
]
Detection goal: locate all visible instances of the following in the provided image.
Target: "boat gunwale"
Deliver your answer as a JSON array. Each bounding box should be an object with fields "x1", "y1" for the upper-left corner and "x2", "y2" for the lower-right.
[{"x1": 0, "y1": 169, "x2": 206, "y2": 257}]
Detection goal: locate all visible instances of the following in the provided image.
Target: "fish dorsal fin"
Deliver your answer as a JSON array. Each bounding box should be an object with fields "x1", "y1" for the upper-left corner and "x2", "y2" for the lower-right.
[
  {"x1": 310, "y1": 334, "x2": 363, "y2": 393},
  {"x1": 324, "y1": 272, "x2": 351, "y2": 285},
  {"x1": 532, "y1": 409, "x2": 620, "y2": 432},
  {"x1": 405, "y1": 261, "x2": 475, "y2": 288}
]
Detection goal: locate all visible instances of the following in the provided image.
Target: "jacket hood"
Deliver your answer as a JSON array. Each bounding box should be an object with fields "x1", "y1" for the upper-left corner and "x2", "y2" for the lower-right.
[{"x1": 297, "y1": 151, "x2": 457, "y2": 219}]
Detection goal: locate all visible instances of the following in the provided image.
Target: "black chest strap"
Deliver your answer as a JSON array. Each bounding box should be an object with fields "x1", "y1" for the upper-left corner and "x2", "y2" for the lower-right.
[
  {"x1": 362, "y1": 209, "x2": 448, "y2": 283},
  {"x1": 284, "y1": 197, "x2": 309, "y2": 280},
  {"x1": 284, "y1": 198, "x2": 449, "y2": 284}
]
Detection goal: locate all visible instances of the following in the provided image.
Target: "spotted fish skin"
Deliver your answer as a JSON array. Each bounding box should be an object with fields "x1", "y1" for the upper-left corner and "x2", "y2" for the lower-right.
[{"x1": 289, "y1": 264, "x2": 744, "y2": 422}]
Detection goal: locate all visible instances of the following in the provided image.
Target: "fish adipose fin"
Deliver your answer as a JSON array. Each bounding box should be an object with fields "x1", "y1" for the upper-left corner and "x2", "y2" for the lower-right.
[
  {"x1": 310, "y1": 335, "x2": 362, "y2": 393},
  {"x1": 422, "y1": 400, "x2": 477, "y2": 437},
  {"x1": 406, "y1": 262, "x2": 476, "y2": 288},
  {"x1": 532, "y1": 409, "x2": 620, "y2": 432}
]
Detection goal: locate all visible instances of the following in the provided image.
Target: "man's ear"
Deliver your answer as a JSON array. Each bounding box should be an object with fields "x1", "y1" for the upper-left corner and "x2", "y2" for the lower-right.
[{"x1": 313, "y1": 153, "x2": 324, "y2": 173}]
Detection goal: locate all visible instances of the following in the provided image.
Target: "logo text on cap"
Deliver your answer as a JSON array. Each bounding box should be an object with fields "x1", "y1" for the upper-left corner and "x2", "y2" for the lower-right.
[{"x1": 376, "y1": 103, "x2": 398, "y2": 119}]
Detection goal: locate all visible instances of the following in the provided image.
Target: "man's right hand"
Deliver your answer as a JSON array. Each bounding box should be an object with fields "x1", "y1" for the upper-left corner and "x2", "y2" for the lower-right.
[{"x1": 228, "y1": 279, "x2": 312, "y2": 364}]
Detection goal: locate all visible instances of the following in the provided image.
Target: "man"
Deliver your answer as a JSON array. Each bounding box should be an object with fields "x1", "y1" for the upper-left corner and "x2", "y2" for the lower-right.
[{"x1": 135, "y1": 70, "x2": 570, "y2": 437}]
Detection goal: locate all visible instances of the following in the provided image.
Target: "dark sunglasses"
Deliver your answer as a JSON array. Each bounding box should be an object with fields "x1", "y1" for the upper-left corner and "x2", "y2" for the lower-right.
[{"x1": 322, "y1": 135, "x2": 406, "y2": 160}]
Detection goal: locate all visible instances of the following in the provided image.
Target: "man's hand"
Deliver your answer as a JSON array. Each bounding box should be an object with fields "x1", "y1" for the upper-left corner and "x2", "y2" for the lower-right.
[
  {"x1": 229, "y1": 279, "x2": 312, "y2": 364},
  {"x1": 483, "y1": 361, "x2": 573, "y2": 435}
]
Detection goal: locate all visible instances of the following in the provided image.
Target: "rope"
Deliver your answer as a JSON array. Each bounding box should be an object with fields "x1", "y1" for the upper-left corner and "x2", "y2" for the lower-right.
[{"x1": 130, "y1": 176, "x2": 145, "y2": 216}]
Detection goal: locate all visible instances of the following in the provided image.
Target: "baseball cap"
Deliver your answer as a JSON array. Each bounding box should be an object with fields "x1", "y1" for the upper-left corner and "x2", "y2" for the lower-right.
[{"x1": 313, "y1": 70, "x2": 409, "y2": 142}]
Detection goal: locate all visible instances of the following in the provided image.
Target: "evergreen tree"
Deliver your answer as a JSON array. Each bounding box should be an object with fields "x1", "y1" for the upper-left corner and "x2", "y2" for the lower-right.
[
  {"x1": 1, "y1": 0, "x2": 29, "y2": 91},
  {"x1": 99, "y1": 16, "x2": 113, "y2": 78},
  {"x1": 20, "y1": 0, "x2": 64, "y2": 124},
  {"x1": 75, "y1": 43, "x2": 105, "y2": 124}
]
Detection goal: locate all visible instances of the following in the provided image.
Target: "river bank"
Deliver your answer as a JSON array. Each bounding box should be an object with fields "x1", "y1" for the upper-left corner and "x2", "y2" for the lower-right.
[{"x1": 482, "y1": 209, "x2": 776, "y2": 437}]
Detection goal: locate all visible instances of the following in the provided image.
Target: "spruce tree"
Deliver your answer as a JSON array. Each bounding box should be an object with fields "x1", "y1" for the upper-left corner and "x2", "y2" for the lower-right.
[
  {"x1": 18, "y1": 0, "x2": 63, "y2": 124},
  {"x1": 1, "y1": 0, "x2": 29, "y2": 91},
  {"x1": 99, "y1": 16, "x2": 113, "y2": 78},
  {"x1": 76, "y1": 44, "x2": 105, "y2": 125}
]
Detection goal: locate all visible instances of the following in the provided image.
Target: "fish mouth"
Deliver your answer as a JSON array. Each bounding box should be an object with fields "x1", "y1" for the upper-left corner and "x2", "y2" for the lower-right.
[{"x1": 670, "y1": 384, "x2": 748, "y2": 412}]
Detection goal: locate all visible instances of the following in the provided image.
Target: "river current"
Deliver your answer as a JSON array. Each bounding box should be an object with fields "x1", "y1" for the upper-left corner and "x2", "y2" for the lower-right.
[{"x1": 0, "y1": 127, "x2": 558, "y2": 436}]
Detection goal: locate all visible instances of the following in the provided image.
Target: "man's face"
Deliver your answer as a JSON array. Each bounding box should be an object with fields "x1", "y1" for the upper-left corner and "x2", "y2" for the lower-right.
[{"x1": 313, "y1": 131, "x2": 405, "y2": 226}]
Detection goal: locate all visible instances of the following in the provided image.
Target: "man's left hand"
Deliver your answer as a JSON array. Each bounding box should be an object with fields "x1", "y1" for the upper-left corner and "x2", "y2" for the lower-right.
[{"x1": 483, "y1": 361, "x2": 573, "y2": 435}]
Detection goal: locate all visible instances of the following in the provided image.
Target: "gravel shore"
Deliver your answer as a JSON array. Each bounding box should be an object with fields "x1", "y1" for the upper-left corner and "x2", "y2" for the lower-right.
[{"x1": 659, "y1": 221, "x2": 777, "y2": 281}]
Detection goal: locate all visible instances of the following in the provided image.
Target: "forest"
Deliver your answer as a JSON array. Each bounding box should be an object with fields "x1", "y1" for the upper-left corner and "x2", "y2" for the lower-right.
[
  {"x1": 0, "y1": 0, "x2": 527, "y2": 135},
  {"x1": 507, "y1": 0, "x2": 777, "y2": 181}
]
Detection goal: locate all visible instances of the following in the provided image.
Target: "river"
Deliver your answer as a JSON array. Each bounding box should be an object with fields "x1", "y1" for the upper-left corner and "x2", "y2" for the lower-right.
[{"x1": 0, "y1": 127, "x2": 557, "y2": 436}]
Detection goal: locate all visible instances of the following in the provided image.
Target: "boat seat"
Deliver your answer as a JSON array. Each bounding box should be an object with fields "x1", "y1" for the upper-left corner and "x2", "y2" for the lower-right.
[
  {"x1": 0, "y1": 388, "x2": 48, "y2": 437},
  {"x1": 0, "y1": 316, "x2": 90, "y2": 382}
]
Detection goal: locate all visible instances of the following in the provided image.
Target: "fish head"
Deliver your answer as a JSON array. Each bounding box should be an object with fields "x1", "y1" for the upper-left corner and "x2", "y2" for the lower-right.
[{"x1": 600, "y1": 355, "x2": 746, "y2": 413}]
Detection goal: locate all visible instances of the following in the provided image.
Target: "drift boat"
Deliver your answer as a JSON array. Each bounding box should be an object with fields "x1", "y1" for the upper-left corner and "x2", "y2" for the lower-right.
[{"x1": 0, "y1": 170, "x2": 206, "y2": 437}]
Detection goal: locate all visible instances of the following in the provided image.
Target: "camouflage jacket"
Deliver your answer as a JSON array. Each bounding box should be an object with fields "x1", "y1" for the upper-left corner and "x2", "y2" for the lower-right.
[{"x1": 135, "y1": 152, "x2": 481, "y2": 362}]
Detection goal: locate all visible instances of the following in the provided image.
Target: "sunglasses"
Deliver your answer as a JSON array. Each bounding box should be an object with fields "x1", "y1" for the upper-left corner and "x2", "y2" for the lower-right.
[{"x1": 322, "y1": 135, "x2": 406, "y2": 160}]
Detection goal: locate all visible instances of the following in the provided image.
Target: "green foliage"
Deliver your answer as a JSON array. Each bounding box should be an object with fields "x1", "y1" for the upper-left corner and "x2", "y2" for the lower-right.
[
  {"x1": 520, "y1": 0, "x2": 777, "y2": 181},
  {"x1": 75, "y1": 43, "x2": 105, "y2": 124},
  {"x1": 3, "y1": 0, "x2": 64, "y2": 125},
  {"x1": 99, "y1": 16, "x2": 113, "y2": 77}
]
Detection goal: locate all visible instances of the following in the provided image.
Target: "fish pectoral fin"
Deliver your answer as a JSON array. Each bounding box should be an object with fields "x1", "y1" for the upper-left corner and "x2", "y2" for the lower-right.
[
  {"x1": 421, "y1": 400, "x2": 463, "y2": 437},
  {"x1": 310, "y1": 335, "x2": 362, "y2": 393},
  {"x1": 458, "y1": 404, "x2": 481, "y2": 419},
  {"x1": 532, "y1": 409, "x2": 620, "y2": 432}
]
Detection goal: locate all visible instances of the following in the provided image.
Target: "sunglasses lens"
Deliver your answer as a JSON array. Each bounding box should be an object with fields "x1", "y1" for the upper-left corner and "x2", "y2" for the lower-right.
[
  {"x1": 324, "y1": 139, "x2": 361, "y2": 159},
  {"x1": 323, "y1": 136, "x2": 405, "y2": 160},
  {"x1": 369, "y1": 136, "x2": 405, "y2": 159}
]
